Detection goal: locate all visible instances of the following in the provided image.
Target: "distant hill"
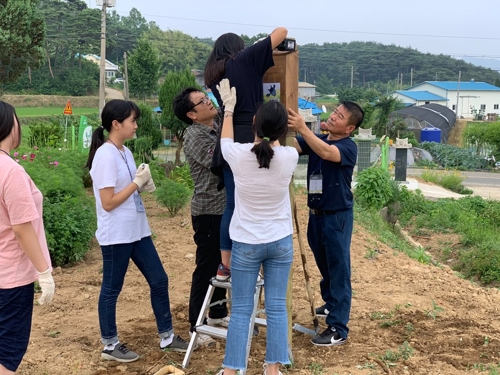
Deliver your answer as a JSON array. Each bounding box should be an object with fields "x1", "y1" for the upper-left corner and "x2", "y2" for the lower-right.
[
  {"x1": 298, "y1": 41, "x2": 500, "y2": 90},
  {"x1": 458, "y1": 57, "x2": 500, "y2": 71}
]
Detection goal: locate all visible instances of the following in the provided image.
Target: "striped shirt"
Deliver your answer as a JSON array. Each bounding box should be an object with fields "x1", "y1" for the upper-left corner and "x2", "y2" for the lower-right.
[{"x1": 184, "y1": 122, "x2": 225, "y2": 216}]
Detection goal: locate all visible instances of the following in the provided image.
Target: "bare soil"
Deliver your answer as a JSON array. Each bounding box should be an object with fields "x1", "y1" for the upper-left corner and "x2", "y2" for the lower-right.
[{"x1": 18, "y1": 192, "x2": 500, "y2": 375}]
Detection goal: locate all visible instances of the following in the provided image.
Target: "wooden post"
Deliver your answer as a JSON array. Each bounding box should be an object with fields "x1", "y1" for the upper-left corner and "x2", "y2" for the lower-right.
[{"x1": 263, "y1": 48, "x2": 299, "y2": 358}]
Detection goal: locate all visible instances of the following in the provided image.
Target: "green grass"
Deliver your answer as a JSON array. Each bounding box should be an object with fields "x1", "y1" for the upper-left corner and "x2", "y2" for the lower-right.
[{"x1": 16, "y1": 107, "x2": 98, "y2": 117}]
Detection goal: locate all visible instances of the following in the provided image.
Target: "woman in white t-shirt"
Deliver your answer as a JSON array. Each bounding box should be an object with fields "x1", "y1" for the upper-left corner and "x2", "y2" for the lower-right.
[
  {"x1": 0, "y1": 101, "x2": 55, "y2": 374},
  {"x1": 85, "y1": 100, "x2": 188, "y2": 363},
  {"x1": 215, "y1": 80, "x2": 298, "y2": 375}
]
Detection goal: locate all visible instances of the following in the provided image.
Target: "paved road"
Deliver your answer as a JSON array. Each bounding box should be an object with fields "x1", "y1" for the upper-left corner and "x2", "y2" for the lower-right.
[{"x1": 407, "y1": 168, "x2": 500, "y2": 188}]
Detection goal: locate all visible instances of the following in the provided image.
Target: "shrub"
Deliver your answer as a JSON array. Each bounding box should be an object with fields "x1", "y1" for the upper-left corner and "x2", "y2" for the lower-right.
[
  {"x1": 169, "y1": 163, "x2": 194, "y2": 190},
  {"x1": 420, "y1": 169, "x2": 472, "y2": 194},
  {"x1": 16, "y1": 147, "x2": 96, "y2": 266},
  {"x1": 419, "y1": 141, "x2": 485, "y2": 170},
  {"x1": 136, "y1": 102, "x2": 163, "y2": 150},
  {"x1": 354, "y1": 166, "x2": 395, "y2": 209},
  {"x1": 414, "y1": 159, "x2": 438, "y2": 168},
  {"x1": 43, "y1": 194, "x2": 96, "y2": 266},
  {"x1": 134, "y1": 137, "x2": 153, "y2": 164},
  {"x1": 28, "y1": 122, "x2": 64, "y2": 148},
  {"x1": 154, "y1": 178, "x2": 191, "y2": 216},
  {"x1": 148, "y1": 159, "x2": 167, "y2": 184}
]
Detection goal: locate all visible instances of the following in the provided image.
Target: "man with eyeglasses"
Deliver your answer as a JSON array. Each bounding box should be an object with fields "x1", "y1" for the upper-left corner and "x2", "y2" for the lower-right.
[{"x1": 172, "y1": 88, "x2": 229, "y2": 348}]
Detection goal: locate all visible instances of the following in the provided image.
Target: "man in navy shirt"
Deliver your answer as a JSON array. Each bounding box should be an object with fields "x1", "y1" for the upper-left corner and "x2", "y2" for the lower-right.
[{"x1": 288, "y1": 101, "x2": 364, "y2": 347}]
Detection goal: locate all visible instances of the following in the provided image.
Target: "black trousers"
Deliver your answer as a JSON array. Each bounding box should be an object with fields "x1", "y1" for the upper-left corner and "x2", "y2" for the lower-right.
[{"x1": 189, "y1": 214, "x2": 228, "y2": 331}]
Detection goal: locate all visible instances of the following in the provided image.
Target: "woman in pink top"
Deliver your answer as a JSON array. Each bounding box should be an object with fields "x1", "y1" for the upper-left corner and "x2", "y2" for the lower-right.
[{"x1": 0, "y1": 101, "x2": 55, "y2": 374}]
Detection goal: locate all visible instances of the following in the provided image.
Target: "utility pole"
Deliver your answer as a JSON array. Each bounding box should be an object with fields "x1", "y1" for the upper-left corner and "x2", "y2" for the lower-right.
[
  {"x1": 400, "y1": 72, "x2": 403, "y2": 89},
  {"x1": 350, "y1": 66, "x2": 354, "y2": 88},
  {"x1": 123, "y1": 52, "x2": 129, "y2": 101},
  {"x1": 97, "y1": 0, "x2": 116, "y2": 116},
  {"x1": 410, "y1": 67, "x2": 413, "y2": 87},
  {"x1": 455, "y1": 70, "x2": 461, "y2": 117}
]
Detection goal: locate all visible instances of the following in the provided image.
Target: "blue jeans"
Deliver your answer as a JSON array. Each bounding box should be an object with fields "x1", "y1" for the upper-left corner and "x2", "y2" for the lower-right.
[
  {"x1": 223, "y1": 235, "x2": 293, "y2": 371},
  {"x1": 220, "y1": 165, "x2": 235, "y2": 251},
  {"x1": 99, "y1": 236, "x2": 173, "y2": 345},
  {"x1": 307, "y1": 209, "x2": 353, "y2": 339}
]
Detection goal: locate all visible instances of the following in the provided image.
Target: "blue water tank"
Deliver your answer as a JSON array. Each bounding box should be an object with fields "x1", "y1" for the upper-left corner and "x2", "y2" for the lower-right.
[{"x1": 421, "y1": 127, "x2": 441, "y2": 143}]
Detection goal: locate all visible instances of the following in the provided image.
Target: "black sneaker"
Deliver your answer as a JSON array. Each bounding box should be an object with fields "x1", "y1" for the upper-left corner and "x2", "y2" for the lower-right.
[
  {"x1": 315, "y1": 304, "x2": 330, "y2": 317},
  {"x1": 311, "y1": 326, "x2": 346, "y2": 347},
  {"x1": 101, "y1": 343, "x2": 140, "y2": 362},
  {"x1": 162, "y1": 335, "x2": 189, "y2": 353}
]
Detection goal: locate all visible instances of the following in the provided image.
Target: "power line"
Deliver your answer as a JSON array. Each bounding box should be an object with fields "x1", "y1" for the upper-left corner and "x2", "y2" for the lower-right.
[{"x1": 111, "y1": 11, "x2": 500, "y2": 42}]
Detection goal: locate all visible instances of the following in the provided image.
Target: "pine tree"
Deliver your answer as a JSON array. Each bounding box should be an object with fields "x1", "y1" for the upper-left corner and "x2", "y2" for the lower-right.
[{"x1": 0, "y1": 0, "x2": 45, "y2": 84}]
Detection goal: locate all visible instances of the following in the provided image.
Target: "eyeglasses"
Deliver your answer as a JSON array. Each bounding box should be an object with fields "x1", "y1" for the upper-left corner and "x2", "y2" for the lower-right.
[{"x1": 188, "y1": 96, "x2": 211, "y2": 112}]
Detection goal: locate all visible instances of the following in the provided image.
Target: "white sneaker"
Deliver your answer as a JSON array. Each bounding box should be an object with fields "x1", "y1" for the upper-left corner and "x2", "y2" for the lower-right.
[
  {"x1": 189, "y1": 331, "x2": 216, "y2": 348},
  {"x1": 263, "y1": 363, "x2": 282, "y2": 375},
  {"x1": 207, "y1": 316, "x2": 230, "y2": 328}
]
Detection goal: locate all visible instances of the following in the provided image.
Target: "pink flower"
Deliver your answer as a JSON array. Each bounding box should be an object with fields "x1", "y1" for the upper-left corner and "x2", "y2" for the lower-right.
[
  {"x1": 33, "y1": 146, "x2": 39, "y2": 150},
  {"x1": 30, "y1": 153, "x2": 36, "y2": 159},
  {"x1": 53, "y1": 161, "x2": 59, "y2": 166},
  {"x1": 49, "y1": 162, "x2": 54, "y2": 165},
  {"x1": 13, "y1": 152, "x2": 18, "y2": 157},
  {"x1": 21, "y1": 154, "x2": 27, "y2": 160}
]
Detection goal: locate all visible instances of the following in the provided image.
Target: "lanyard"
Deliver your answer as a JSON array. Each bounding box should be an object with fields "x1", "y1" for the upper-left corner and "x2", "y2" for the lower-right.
[
  {"x1": 0, "y1": 149, "x2": 11, "y2": 158},
  {"x1": 108, "y1": 140, "x2": 133, "y2": 181}
]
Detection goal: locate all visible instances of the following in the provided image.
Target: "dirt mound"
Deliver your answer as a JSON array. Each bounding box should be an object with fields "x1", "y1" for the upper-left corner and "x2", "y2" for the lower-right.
[{"x1": 18, "y1": 193, "x2": 500, "y2": 375}]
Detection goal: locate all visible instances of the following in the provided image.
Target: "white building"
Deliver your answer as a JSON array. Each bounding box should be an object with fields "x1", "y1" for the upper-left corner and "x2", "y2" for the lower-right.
[
  {"x1": 391, "y1": 90, "x2": 448, "y2": 107},
  {"x1": 298, "y1": 81, "x2": 317, "y2": 102},
  {"x1": 405, "y1": 81, "x2": 500, "y2": 119},
  {"x1": 82, "y1": 54, "x2": 120, "y2": 79}
]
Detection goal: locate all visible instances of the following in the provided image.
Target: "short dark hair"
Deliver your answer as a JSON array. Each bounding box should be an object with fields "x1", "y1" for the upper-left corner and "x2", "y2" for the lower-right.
[
  {"x1": 0, "y1": 101, "x2": 21, "y2": 149},
  {"x1": 341, "y1": 101, "x2": 364, "y2": 129},
  {"x1": 172, "y1": 87, "x2": 202, "y2": 125}
]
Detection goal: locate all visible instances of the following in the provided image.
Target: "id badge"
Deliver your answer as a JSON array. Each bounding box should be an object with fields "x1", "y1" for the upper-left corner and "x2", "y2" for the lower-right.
[
  {"x1": 309, "y1": 173, "x2": 323, "y2": 195},
  {"x1": 133, "y1": 193, "x2": 146, "y2": 212}
]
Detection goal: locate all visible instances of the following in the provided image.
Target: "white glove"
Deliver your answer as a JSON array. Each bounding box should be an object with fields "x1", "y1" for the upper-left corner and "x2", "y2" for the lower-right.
[
  {"x1": 133, "y1": 163, "x2": 151, "y2": 189},
  {"x1": 38, "y1": 268, "x2": 55, "y2": 305},
  {"x1": 139, "y1": 177, "x2": 156, "y2": 193},
  {"x1": 216, "y1": 79, "x2": 237, "y2": 113}
]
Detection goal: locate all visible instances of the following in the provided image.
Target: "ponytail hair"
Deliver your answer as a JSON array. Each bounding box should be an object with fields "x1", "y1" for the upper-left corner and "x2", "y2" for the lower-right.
[
  {"x1": 251, "y1": 101, "x2": 288, "y2": 169},
  {"x1": 85, "y1": 99, "x2": 140, "y2": 169}
]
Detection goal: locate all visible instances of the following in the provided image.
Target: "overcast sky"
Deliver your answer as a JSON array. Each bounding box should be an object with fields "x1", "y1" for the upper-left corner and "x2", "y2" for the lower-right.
[{"x1": 94, "y1": 0, "x2": 500, "y2": 63}]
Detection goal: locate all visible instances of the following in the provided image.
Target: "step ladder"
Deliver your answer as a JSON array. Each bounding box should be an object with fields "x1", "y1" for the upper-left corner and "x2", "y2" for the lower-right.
[{"x1": 182, "y1": 277, "x2": 266, "y2": 375}]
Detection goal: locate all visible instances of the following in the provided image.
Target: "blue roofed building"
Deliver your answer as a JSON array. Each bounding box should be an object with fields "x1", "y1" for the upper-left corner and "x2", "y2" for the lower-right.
[
  {"x1": 405, "y1": 80, "x2": 500, "y2": 119},
  {"x1": 391, "y1": 90, "x2": 448, "y2": 107}
]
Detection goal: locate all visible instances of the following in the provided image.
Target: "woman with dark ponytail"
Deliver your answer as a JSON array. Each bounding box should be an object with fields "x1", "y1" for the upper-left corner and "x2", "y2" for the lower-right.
[
  {"x1": 215, "y1": 80, "x2": 298, "y2": 375},
  {"x1": 86, "y1": 99, "x2": 188, "y2": 363}
]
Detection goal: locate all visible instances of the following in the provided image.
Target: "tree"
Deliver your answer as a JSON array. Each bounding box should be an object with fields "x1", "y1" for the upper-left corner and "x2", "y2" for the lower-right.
[
  {"x1": 158, "y1": 70, "x2": 201, "y2": 165},
  {"x1": 239, "y1": 32, "x2": 268, "y2": 47},
  {"x1": 0, "y1": 0, "x2": 45, "y2": 84},
  {"x1": 127, "y1": 38, "x2": 161, "y2": 100},
  {"x1": 145, "y1": 28, "x2": 212, "y2": 73},
  {"x1": 315, "y1": 74, "x2": 334, "y2": 95},
  {"x1": 372, "y1": 95, "x2": 405, "y2": 137},
  {"x1": 336, "y1": 86, "x2": 364, "y2": 102}
]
